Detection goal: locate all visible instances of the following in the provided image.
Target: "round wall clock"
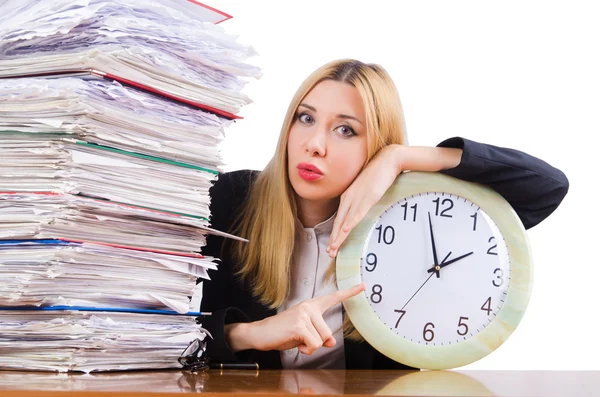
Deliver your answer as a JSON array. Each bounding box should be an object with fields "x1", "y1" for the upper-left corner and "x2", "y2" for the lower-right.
[{"x1": 337, "y1": 171, "x2": 533, "y2": 369}]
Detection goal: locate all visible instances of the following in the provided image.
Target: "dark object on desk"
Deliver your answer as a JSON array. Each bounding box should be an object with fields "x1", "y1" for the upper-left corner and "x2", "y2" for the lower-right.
[{"x1": 178, "y1": 338, "x2": 209, "y2": 372}]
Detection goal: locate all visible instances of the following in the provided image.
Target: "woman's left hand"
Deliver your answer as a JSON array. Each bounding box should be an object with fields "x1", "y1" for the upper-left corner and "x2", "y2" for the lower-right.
[{"x1": 327, "y1": 144, "x2": 403, "y2": 258}]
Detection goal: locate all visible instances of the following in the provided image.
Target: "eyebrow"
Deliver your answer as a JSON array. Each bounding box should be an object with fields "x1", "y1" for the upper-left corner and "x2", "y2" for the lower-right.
[{"x1": 298, "y1": 103, "x2": 364, "y2": 126}]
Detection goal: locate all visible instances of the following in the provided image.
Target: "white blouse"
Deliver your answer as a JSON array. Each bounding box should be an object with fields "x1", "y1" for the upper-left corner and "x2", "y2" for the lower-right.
[{"x1": 277, "y1": 213, "x2": 345, "y2": 369}]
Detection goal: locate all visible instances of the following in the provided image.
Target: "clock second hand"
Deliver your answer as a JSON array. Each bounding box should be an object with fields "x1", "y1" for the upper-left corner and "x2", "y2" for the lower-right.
[{"x1": 399, "y1": 251, "x2": 452, "y2": 312}]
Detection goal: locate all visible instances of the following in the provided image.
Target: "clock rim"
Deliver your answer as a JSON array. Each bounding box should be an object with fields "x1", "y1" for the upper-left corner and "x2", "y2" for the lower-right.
[{"x1": 336, "y1": 171, "x2": 533, "y2": 369}]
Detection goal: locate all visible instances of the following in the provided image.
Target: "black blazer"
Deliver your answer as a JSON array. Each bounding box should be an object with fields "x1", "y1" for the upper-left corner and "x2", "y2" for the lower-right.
[{"x1": 200, "y1": 137, "x2": 569, "y2": 369}]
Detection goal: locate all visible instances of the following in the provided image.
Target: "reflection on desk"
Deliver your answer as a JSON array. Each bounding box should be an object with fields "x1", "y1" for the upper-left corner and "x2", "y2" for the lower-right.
[{"x1": 0, "y1": 369, "x2": 598, "y2": 396}]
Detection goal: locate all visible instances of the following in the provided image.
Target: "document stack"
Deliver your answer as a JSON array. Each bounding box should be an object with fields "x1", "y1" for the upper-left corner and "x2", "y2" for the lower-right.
[{"x1": 0, "y1": 0, "x2": 259, "y2": 372}]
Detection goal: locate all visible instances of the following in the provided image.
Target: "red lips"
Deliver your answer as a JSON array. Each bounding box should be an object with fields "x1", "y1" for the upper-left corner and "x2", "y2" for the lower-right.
[
  {"x1": 297, "y1": 162, "x2": 323, "y2": 181},
  {"x1": 297, "y1": 163, "x2": 322, "y2": 174}
]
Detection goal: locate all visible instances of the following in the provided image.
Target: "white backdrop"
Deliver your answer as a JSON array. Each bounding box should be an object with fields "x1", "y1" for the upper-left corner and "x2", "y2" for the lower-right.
[{"x1": 211, "y1": 0, "x2": 598, "y2": 370}]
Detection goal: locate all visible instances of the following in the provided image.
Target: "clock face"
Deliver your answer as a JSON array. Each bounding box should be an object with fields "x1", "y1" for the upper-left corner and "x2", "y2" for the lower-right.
[{"x1": 360, "y1": 192, "x2": 510, "y2": 347}]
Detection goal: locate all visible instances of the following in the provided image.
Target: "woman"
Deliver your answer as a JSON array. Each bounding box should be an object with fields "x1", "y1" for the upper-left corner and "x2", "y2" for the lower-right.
[{"x1": 200, "y1": 59, "x2": 569, "y2": 370}]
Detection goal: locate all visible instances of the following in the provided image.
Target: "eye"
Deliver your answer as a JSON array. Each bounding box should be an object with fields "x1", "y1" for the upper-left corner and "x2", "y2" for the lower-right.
[
  {"x1": 334, "y1": 125, "x2": 357, "y2": 137},
  {"x1": 297, "y1": 113, "x2": 314, "y2": 125}
]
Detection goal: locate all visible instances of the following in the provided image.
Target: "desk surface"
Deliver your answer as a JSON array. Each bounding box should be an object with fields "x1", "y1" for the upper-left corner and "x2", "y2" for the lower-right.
[{"x1": 0, "y1": 369, "x2": 597, "y2": 396}]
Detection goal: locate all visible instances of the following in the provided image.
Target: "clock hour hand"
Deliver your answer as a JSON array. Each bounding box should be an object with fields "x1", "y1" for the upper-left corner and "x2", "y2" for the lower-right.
[{"x1": 427, "y1": 251, "x2": 474, "y2": 274}]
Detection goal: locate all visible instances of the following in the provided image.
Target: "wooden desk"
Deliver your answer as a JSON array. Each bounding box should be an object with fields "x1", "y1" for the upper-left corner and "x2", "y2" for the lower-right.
[{"x1": 0, "y1": 369, "x2": 597, "y2": 396}]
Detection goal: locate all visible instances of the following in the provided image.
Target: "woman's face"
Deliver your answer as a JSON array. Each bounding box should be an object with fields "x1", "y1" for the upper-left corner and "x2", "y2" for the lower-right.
[{"x1": 287, "y1": 79, "x2": 368, "y2": 203}]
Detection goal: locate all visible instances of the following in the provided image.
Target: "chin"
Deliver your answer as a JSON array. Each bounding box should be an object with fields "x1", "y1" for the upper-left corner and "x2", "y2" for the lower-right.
[{"x1": 290, "y1": 177, "x2": 340, "y2": 202}]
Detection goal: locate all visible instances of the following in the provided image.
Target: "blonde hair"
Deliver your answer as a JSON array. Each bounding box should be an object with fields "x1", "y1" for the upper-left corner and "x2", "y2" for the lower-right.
[{"x1": 230, "y1": 59, "x2": 407, "y2": 340}]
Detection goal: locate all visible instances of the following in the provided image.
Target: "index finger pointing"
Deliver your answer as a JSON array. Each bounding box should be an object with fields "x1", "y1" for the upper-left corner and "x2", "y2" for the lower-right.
[{"x1": 313, "y1": 283, "x2": 365, "y2": 314}]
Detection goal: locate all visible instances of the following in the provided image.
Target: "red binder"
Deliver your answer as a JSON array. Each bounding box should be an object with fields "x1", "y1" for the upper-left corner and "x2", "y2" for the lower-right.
[
  {"x1": 187, "y1": 0, "x2": 233, "y2": 24},
  {"x1": 0, "y1": 68, "x2": 242, "y2": 120}
]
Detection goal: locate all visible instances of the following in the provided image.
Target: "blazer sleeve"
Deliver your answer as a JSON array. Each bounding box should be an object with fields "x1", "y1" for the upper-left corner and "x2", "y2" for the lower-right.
[
  {"x1": 436, "y1": 137, "x2": 569, "y2": 230},
  {"x1": 199, "y1": 169, "x2": 258, "y2": 363}
]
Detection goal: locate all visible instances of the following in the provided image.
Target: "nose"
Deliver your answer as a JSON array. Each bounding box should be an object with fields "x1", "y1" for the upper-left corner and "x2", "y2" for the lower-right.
[{"x1": 305, "y1": 126, "x2": 326, "y2": 157}]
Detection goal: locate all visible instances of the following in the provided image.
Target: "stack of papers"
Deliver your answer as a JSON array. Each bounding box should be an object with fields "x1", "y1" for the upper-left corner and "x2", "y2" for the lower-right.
[
  {"x1": 0, "y1": 239, "x2": 213, "y2": 311},
  {"x1": 0, "y1": 310, "x2": 207, "y2": 372},
  {"x1": 0, "y1": 0, "x2": 261, "y2": 117},
  {"x1": 0, "y1": 77, "x2": 230, "y2": 170},
  {"x1": 0, "y1": 134, "x2": 215, "y2": 218},
  {"x1": 0, "y1": 0, "x2": 258, "y2": 372}
]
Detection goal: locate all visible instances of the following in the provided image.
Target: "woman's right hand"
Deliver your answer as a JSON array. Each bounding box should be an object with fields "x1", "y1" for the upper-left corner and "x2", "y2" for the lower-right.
[{"x1": 225, "y1": 283, "x2": 365, "y2": 355}]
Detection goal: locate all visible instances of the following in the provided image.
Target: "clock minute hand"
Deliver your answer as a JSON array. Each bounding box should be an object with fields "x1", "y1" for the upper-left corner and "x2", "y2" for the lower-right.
[
  {"x1": 427, "y1": 251, "x2": 474, "y2": 274},
  {"x1": 427, "y1": 212, "x2": 441, "y2": 277},
  {"x1": 428, "y1": 212, "x2": 439, "y2": 266}
]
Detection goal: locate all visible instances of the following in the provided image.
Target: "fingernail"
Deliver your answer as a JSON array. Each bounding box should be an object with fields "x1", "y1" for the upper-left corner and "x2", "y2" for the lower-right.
[{"x1": 326, "y1": 246, "x2": 330, "y2": 253}]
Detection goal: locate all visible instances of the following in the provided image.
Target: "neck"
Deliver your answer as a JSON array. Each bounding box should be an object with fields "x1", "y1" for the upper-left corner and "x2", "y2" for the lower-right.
[{"x1": 295, "y1": 195, "x2": 339, "y2": 228}]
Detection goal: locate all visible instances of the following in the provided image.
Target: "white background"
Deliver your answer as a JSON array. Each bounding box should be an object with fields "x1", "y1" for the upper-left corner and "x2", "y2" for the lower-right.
[{"x1": 211, "y1": 1, "x2": 598, "y2": 370}]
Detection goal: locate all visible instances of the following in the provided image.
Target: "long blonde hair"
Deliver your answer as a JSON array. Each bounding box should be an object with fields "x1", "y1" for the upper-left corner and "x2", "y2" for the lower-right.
[{"x1": 230, "y1": 59, "x2": 407, "y2": 340}]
